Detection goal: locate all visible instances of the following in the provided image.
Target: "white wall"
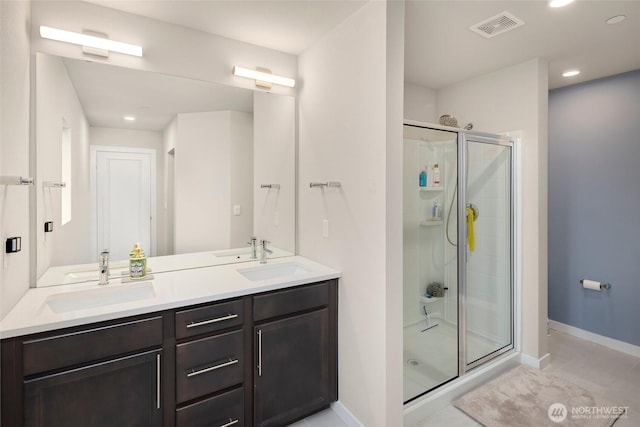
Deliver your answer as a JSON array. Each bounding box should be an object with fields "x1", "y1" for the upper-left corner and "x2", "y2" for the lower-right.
[
  {"x1": 384, "y1": 2, "x2": 405, "y2": 423},
  {"x1": 174, "y1": 111, "x2": 231, "y2": 253},
  {"x1": 229, "y1": 112, "x2": 254, "y2": 248},
  {"x1": 253, "y1": 91, "x2": 295, "y2": 252},
  {"x1": 436, "y1": 58, "x2": 549, "y2": 363},
  {"x1": 174, "y1": 111, "x2": 253, "y2": 253},
  {"x1": 163, "y1": 118, "x2": 177, "y2": 254},
  {"x1": 30, "y1": 1, "x2": 296, "y2": 97},
  {"x1": 90, "y1": 127, "x2": 166, "y2": 255},
  {"x1": 0, "y1": 0, "x2": 31, "y2": 319},
  {"x1": 35, "y1": 53, "x2": 91, "y2": 277},
  {"x1": 299, "y1": 1, "x2": 403, "y2": 425},
  {"x1": 404, "y1": 81, "x2": 437, "y2": 124}
]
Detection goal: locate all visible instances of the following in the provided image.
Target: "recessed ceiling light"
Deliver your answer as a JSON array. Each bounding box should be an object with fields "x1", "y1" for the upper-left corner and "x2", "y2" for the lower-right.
[
  {"x1": 549, "y1": 0, "x2": 574, "y2": 8},
  {"x1": 562, "y1": 70, "x2": 580, "y2": 77},
  {"x1": 606, "y1": 15, "x2": 626, "y2": 25},
  {"x1": 124, "y1": 116, "x2": 136, "y2": 121}
]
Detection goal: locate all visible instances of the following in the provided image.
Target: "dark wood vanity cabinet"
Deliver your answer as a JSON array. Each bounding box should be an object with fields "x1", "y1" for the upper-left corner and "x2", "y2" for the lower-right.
[
  {"x1": 253, "y1": 281, "x2": 338, "y2": 427},
  {"x1": 0, "y1": 279, "x2": 338, "y2": 427},
  {"x1": 24, "y1": 349, "x2": 163, "y2": 427},
  {"x1": 1, "y1": 315, "x2": 165, "y2": 427},
  {"x1": 174, "y1": 299, "x2": 246, "y2": 427}
]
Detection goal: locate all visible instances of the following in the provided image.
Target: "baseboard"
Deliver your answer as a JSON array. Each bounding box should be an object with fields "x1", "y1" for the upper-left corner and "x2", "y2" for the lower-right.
[
  {"x1": 549, "y1": 320, "x2": 640, "y2": 358},
  {"x1": 520, "y1": 352, "x2": 551, "y2": 370},
  {"x1": 331, "y1": 401, "x2": 364, "y2": 427}
]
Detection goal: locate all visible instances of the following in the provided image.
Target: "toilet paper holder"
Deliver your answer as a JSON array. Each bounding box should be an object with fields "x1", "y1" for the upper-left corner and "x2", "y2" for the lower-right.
[{"x1": 580, "y1": 279, "x2": 611, "y2": 290}]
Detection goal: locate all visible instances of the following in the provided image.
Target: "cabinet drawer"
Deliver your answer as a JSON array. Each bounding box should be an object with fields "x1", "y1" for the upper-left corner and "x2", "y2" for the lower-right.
[
  {"x1": 23, "y1": 316, "x2": 163, "y2": 376},
  {"x1": 253, "y1": 282, "x2": 329, "y2": 322},
  {"x1": 176, "y1": 330, "x2": 244, "y2": 403},
  {"x1": 176, "y1": 387, "x2": 244, "y2": 427},
  {"x1": 175, "y1": 299, "x2": 243, "y2": 339}
]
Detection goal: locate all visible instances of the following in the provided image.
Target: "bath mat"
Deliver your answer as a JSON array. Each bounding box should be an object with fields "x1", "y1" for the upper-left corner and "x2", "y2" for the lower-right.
[{"x1": 454, "y1": 365, "x2": 626, "y2": 427}]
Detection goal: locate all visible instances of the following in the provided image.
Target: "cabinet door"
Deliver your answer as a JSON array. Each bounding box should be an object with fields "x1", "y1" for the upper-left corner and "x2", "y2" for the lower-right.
[
  {"x1": 24, "y1": 349, "x2": 162, "y2": 427},
  {"x1": 254, "y1": 309, "x2": 330, "y2": 427}
]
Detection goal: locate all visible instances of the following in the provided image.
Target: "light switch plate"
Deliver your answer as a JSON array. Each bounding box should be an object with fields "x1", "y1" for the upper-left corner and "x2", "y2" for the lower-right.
[
  {"x1": 5, "y1": 237, "x2": 21, "y2": 253},
  {"x1": 233, "y1": 205, "x2": 241, "y2": 216}
]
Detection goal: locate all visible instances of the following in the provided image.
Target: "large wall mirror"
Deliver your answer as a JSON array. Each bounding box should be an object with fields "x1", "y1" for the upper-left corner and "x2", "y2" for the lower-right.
[{"x1": 34, "y1": 53, "x2": 296, "y2": 287}]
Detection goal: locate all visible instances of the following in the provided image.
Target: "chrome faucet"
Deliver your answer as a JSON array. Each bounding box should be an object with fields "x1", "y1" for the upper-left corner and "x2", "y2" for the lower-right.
[
  {"x1": 260, "y1": 240, "x2": 272, "y2": 264},
  {"x1": 247, "y1": 236, "x2": 258, "y2": 260},
  {"x1": 98, "y1": 250, "x2": 110, "y2": 285}
]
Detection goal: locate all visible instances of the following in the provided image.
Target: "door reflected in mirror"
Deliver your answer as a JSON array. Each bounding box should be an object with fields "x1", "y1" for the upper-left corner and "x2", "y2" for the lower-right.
[{"x1": 35, "y1": 53, "x2": 295, "y2": 287}]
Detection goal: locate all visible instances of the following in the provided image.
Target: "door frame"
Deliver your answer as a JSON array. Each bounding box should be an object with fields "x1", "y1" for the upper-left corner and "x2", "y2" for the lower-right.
[
  {"x1": 457, "y1": 132, "x2": 515, "y2": 375},
  {"x1": 90, "y1": 145, "x2": 157, "y2": 258}
]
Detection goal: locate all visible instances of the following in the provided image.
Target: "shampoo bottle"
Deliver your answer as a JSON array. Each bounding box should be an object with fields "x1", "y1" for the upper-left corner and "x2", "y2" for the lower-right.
[
  {"x1": 419, "y1": 169, "x2": 426, "y2": 187},
  {"x1": 432, "y1": 200, "x2": 441, "y2": 220},
  {"x1": 129, "y1": 242, "x2": 147, "y2": 279},
  {"x1": 433, "y1": 163, "x2": 441, "y2": 186}
]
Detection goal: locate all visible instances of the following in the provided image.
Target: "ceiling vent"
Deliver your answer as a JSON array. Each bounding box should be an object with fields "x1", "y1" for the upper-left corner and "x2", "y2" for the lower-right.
[{"x1": 469, "y1": 11, "x2": 524, "y2": 39}]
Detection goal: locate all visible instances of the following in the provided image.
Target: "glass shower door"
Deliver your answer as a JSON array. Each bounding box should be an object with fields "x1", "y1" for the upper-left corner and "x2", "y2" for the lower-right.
[
  {"x1": 461, "y1": 135, "x2": 513, "y2": 368},
  {"x1": 403, "y1": 124, "x2": 458, "y2": 403}
]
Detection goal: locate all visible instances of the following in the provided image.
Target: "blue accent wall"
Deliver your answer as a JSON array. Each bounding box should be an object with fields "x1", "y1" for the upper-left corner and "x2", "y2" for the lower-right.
[{"x1": 549, "y1": 69, "x2": 640, "y2": 346}]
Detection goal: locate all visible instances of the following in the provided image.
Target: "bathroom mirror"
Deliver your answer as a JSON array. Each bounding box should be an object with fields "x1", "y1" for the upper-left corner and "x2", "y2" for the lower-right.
[{"x1": 34, "y1": 53, "x2": 295, "y2": 287}]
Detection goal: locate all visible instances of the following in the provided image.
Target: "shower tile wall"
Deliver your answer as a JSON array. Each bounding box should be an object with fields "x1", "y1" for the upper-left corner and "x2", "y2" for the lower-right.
[
  {"x1": 465, "y1": 143, "x2": 511, "y2": 358},
  {"x1": 403, "y1": 139, "x2": 451, "y2": 327},
  {"x1": 403, "y1": 141, "x2": 428, "y2": 326}
]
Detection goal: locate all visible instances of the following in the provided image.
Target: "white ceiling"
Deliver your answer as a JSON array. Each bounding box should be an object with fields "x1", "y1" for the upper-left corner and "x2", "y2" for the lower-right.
[
  {"x1": 405, "y1": 0, "x2": 640, "y2": 89},
  {"x1": 87, "y1": 0, "x2": 368, "y2": 56},
  {"x1": 63, "y1": 57, "x2": 253, "y2": 131},
  {"x1": 85, "y1": 0, "x2": 640, "y2": 90}
]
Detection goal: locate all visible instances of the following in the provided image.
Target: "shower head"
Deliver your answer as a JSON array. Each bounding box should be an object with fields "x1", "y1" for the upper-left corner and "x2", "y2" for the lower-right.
[{"x1": 464, "y1": 123, "x2": 474, "y2": 130}]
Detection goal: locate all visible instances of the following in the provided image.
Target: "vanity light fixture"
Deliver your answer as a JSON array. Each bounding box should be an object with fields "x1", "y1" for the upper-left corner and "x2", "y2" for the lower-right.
[
  {"x1": 562, "y1": 70, "x2": 580, "y2": 77},
  {"x1": 39, "y1": 26, "x2": 143, "y2": 57},
  {"x1": 232, "y1": 66, "x2": 295, "y2": 88},
  {"x1": 549, "y1": 0, "x2": 574, "y2": 7}
]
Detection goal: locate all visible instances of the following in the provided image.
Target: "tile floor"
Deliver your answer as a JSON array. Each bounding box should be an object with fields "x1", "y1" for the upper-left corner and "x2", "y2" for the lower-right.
[
  {"x1": 291, "y1": 329, "x2": 640, "y2": 426},
  {"x1": 287, "y1": 408, "x2": 350, "y2": 427}
]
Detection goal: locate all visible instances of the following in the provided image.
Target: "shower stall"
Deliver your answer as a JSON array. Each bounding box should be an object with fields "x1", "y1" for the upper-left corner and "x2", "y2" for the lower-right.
[{"x1": 403, "y1": 122, "x2": 514, "y2": 403}]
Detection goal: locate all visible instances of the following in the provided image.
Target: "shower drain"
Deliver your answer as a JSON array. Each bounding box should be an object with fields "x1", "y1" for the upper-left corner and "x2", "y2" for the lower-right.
[{"x1": 407, "y1": 359, "x2": 420, "y2": 366}]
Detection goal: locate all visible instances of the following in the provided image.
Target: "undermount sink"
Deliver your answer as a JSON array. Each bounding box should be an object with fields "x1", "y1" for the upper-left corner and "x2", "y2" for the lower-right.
[
  {"x1": 237, "y1": 262, "x2": 312, "y2": 282},
  {"x1": 44, "y1": 282, "x2": 156, "y2": 313}
]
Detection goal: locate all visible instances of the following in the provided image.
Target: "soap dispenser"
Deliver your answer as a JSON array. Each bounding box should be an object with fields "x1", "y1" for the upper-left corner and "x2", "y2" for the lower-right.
[
  {"x1": 433, "y1": 163, "x2": 441, "y2": 186},
  {"x1": 129, "y1": 242, "x2": 147, "y2": 279}
]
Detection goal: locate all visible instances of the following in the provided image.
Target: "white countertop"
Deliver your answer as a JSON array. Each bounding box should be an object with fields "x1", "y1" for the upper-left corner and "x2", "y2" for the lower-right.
[
  {"x1": 36, "y1": 246, "x2": 294, "y2": 287},
  {"x1": 0, "y1": 256, "x2": 340, "y2": 339}
]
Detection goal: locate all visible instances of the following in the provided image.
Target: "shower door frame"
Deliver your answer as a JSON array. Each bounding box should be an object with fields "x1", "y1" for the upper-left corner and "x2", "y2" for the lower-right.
[
  {"x1": 402, "y1": 121, "x2": 516, "y2": 403},
  {"x1": 457, "y1": 131, "x2": 515, "y2": 375}
]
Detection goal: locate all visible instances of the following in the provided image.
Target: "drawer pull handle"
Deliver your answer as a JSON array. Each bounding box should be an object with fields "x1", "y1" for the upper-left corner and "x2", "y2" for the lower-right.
[
  {"x1": 187, "y1": 358, "x2": 239, "y2": 378},
  {"x1": 186, "y1": 313, "x2": 238, "y2": 329},
  {"x1": 156, "y1": 353, "x2": 161, "y2": 410},
  {"x1": 257, "y1": 329, "x2": 263, "y2": 377},
  {"x1": 219, "y1": 419, "x2": 239, "y2": 427}
]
